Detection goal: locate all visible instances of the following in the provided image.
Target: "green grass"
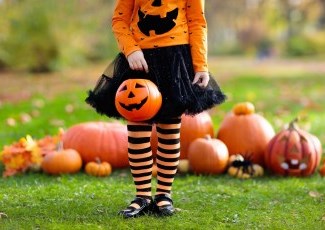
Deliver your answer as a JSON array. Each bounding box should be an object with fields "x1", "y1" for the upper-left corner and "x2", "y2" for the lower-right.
[
  {"x1": 1, "y1": 61, "x2": 325, "y2": 229},
  {"x1": 214, "y1": 74, "x2": 325, "y2": 140},
  {"x1": 0, "y1": 171, "x2": 324, "y2": 229},
  {"x1": 0, "y1": 90, "x2": 104, "y2": 145}
]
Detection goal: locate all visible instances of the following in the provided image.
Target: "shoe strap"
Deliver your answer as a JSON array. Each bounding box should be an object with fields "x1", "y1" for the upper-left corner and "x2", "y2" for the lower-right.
[
  {"x1": 154, "y1": 194, "x2": 173, "y2": 205},
  {"x1": 121, "y1": 197, "x2": 150, "y2": 213},
  {"x1": 131, "y1": 197, "x2": 151, "y2": 207}
]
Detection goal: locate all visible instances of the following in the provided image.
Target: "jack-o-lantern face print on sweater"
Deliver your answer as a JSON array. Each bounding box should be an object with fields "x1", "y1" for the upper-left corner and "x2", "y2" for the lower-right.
[
  {"x1": 112, "y1": 0, "x2": 208, "y2": 72},
  {"x1": 137, "y1": 0, "x2": 179, "y2": 36}
]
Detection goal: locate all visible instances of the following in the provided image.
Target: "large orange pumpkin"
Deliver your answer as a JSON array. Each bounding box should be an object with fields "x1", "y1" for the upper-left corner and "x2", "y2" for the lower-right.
[
  {"x1": 62, "y1": 122, "x2": 128, "y2": 168},
  {"x1": 265, "y1": 119, "x2": 322, "y2": 176},
  {"x1": 41, "y1": 148, "x2": 82, "y2": 175},
  {"x1": 216, "y1": 102, "x2": 275, "y2": 166},
  {"x1": 188, "y1": 135, "x2": 229, "y2": 175},
  {"x1": 115, "y1": 79, "x2": 162, "y2": 121},
  {"x1": 151, "y1": 111, "x2": 214, "y2": 159}
]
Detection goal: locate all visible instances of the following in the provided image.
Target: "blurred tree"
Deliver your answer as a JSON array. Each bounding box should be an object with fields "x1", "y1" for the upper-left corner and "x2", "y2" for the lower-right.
[
  {"x1": 1, "y1": 1, "x2": 58, "y2": 72},
  {"x1": 318, "y1": 0, "x2": 325, "y2": 28},
  {"x1": 0, "y1": 0, "x2": 324, "y2": 73},
  {"x1": 206, "y1": 0, "x2": 325, "y2": 57},
  {"x1": 0, "y1": 0, "x2": 117, "y2": 72}
]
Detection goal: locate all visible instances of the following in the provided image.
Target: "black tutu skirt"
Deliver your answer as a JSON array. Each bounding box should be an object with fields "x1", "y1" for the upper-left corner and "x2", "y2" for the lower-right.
[{"x1": 85, "y1": 45, "x2": 226, "y2": 123}]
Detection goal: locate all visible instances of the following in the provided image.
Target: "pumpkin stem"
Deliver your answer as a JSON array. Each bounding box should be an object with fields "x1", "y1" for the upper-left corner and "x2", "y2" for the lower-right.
[
  {"x1": 56, "y1": 141, "x2": 64, "y2": 151},
  {"x1": 204, "y1": 135, "x2": 212, "y2": 140},
  {"x1": 95, "y1": 157, "x2": 101, "y2": 164},
  {"x1": 288, "y1": 117, "x2": 299, "y2": 130},
  {"x1": 233, "y1": 102, "x2": 255, "y2": 115}
]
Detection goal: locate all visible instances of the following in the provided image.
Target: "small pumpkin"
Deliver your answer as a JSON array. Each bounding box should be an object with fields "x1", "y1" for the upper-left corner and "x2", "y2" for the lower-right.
[
  {"x1": 151, "y1": 111, "x2": 214, "y2": 159},
  {"x1": 41, "y1": 148, "x2": 82, "y2": 175},
  {"x1": 188, "y1": 135, "x2": 229, "y2": 175},
  {"x1": 63, "y1": 122, "x2": 128, "y2": 168},
  {"x1": 232, "y1": 102, "x2": 255, "y2": 115},
  {"x1": 252, "y1": 164, "x2": 264, "y2": 177},
  {"x1": 217, "y1": 102, "x2": 275, "y2": 166},
  {"x1": 177, "y1": 159, "x2": 190, "y2": 174},
  {"x1": 115, "y1": 79, "x2": 162, "y2": 121},
  {"x1": 228, "y1": 154, "x2": 244, "y2": 166},
  {"x1": 227, "y1": 154, "x2": 264, "y2": 179},
  {"x1": 228, "y1": 167, "x2": 251, "y2": 179},
  {"x1": 85, "y1": 158, "x2": 112, "y2": 177},
  {"x1": 265, "y1": 118, "x2": 322, "y2": 177},
  {"x1": 319, "y1": 161, "x2": 325, "y2": 177}
]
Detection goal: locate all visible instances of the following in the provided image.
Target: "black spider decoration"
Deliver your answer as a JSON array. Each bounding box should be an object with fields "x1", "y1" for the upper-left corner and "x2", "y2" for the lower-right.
[{"x1": 229, "y1": 154, "x2": 255, "y2": 177}]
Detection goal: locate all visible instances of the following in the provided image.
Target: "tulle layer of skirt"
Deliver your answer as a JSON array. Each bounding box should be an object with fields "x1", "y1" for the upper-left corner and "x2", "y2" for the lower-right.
[{"x1": 85, "y1": 45, "x2": 226, "y2": 122}]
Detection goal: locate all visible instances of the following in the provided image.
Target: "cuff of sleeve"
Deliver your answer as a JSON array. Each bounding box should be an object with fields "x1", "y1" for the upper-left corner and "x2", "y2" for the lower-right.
[
  {"x1": 194, "y1": 66, "x2": 209, "y2": 73},
  {"x1": 123, "y1": 46, "x2": 142, "y2": 57}
]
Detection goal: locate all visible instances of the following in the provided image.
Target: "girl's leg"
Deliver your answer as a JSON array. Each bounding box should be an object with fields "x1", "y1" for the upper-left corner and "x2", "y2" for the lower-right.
[
  {"x1": 119, "y1": 121, "x2": 153, "y2": 218},
  {"x1": 155, "y1": 117, "x2": 181, "y2": 214}
]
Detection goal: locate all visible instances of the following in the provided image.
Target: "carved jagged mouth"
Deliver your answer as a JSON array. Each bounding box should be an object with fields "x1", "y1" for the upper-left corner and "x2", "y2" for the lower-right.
[
  {"x1": 137, "y1": 8, "x2": 179, "y2": 36},
  {"x1": 280, "y1": 159, "x2": 307, "y2": 170},
  {"x1": 119, "y1": 97, "x2": 148, "y2": 111}
]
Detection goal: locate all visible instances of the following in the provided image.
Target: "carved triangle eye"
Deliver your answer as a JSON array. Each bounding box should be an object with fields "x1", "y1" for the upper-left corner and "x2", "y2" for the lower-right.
[
  {"x1": 128, "y1": 91, "x2": 135, "y2": 98},
  {"x1": 119, "y1": 85, "x2": 127, "y2": 91},
  {"x1": 135, "y1": 83, "x2": 145, "y2": 88}
]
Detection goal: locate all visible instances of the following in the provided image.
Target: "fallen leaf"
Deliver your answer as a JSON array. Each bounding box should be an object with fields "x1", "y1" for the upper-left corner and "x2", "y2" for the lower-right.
[
  {"x1": 31, "y1": 109, "x2": 40, "y2": 117},
  {"x1": 32, "y1": 99, "x2": 45, "y2": 108},
  {"x1": 322, "y1": 215, "x2": 325, "y2": 221},
  {"x1": 0, "y1": 212, "x2": 8, "y2": 218},
  {"x1": 6, "y1": 118, "x2": 16, "y2": 127},
  {"x1": 245, "y1": 91, "x2": 256, "y2": 101},
  {"x1": 65, "y1": 104, "x2": 74, "y2": 113},
  {"x1": 20, "y1": 113, "x2": 32, "y2": 123},
  {"x1": 118, "y1": 172, "x2": 128, "y2": 177},
  {"x1": 309, "y1": 191, "x2": 323, "y2": 198},
  {"x1": 96, "y1": 208, "x2": 104, "y2": 214},
  {"x1": 50, "y1": 119, "x2": 65, "y2": 126}
]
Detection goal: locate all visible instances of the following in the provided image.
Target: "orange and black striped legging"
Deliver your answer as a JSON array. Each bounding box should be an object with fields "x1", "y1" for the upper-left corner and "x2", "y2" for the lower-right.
[{"x1": 127, "y1": 117, "x2": 181, "y2": 199}]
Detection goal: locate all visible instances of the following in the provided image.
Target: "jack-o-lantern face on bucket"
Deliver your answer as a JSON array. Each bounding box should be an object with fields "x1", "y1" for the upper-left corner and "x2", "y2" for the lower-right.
[{"x1": 115, "y1": 79, "x2": 162, "y2": 121}]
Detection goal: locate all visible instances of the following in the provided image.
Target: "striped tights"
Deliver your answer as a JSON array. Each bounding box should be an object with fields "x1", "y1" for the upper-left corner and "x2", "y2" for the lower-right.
[{"x1": 127, "y1": 117, "x2": 181, "y2": 208}]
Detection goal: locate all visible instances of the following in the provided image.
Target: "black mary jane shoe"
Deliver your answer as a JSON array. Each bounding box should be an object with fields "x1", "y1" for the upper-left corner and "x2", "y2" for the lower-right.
[
  {"x1": 118, "y1": 197, "x2": 153, "y2": 218},
  {"x1": 153, "y1": 194, "x2": 175, "y2": 216}
]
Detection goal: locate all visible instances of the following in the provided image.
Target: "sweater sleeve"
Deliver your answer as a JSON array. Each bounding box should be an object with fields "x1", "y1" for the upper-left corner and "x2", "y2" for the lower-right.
[
  {"x1": 186, "y1": 0, "x2": 208, "y2": 72},
  {"x1": 111, "y1": 0, "x2": 141, "y2": 57}
]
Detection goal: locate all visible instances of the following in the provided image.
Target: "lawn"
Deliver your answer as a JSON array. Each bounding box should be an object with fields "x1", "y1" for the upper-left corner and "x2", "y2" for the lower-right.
[{"x1": 0, "y1": 58, "x2": 325, "y2": 229}]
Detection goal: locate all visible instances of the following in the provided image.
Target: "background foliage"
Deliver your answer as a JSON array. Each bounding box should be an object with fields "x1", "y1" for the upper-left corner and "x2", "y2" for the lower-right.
[
  {"x1": 0, "y1": 0, "x2": 117, "y2": 72},
  {"x1": 0, "y1": 0, "x2": 325, "y2": 72},
  {"x1": 0, "y1": 0, "x2": 324, "y2": 229},
  {"x1": 206, "y1": 0, "x2": 325, "y2": 56}
]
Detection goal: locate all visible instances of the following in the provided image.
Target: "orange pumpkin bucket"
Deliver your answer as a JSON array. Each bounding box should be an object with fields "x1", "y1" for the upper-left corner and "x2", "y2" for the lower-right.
[{"x1": 115, "y1": 79, "x2": 162, "y2": 121}]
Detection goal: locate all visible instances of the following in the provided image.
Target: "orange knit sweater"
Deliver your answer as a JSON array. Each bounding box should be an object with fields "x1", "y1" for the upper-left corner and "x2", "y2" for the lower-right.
[{"x1": 112, "y1": 0, "x2": 208, "y2": 72}]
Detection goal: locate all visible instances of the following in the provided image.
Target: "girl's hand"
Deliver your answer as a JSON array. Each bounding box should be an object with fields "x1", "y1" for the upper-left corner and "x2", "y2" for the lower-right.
[
  {"x1": 192, "y1": 71, "x2": 209, "y2": 88},
  {"x1": 127, "y1": 50, "x2": 149, "y2": 73}
]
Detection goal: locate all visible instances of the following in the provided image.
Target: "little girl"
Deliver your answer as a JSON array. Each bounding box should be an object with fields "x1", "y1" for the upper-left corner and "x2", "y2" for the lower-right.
[{"x1": 86, "y1": 0, "x2": 226, "y2": 218}]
